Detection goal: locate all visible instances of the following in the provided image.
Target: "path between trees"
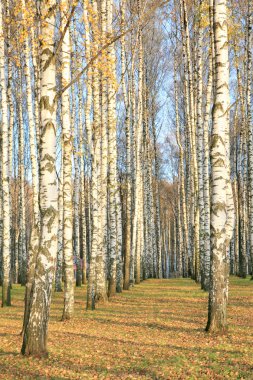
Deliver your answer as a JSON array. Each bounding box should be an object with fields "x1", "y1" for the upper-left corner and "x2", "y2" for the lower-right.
[{"x1": 0, "y1": 277, "x2": 252, "y2": 379}]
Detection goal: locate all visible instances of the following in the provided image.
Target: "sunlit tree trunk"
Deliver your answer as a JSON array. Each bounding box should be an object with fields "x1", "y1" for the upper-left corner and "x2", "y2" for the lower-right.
[
  {"x1": 177, "y1": 185, "x2": 183, "y2": 275},
  {"x1": 116, "y1": 186, "x2": 123, "y2": 292},
  {"x1": 196, "y1": 2, "x2": 205, "y2": 288},
  {"x1": 21, "y1": 0, "x2": 41, "y2": 325},
  {"x1": 70, "y1": 23, "x2": 82, "y2": 288},
  {"x1": 86, "y1": 0, "x2": 107, "y2": 308},
  {"x1": 236, "y1": 67, "x2": 247, "y2": 277},
  {"x1": 132, "y1": 20, "x2": 144, "y2": 285},
  {"x1": 121, "y1": 0, "x2": 132, "y2": 290},
  {"x1": 202, "y1": 49, "x2": 212, "y2": 291},
  {"x1": 152, "y1": 103, "x2": 162, "y2": 279},
  {"x1": 143, "y1": 89, "x2": 155, "y2": 278},
  {"x1": 30, "y1": 16, "x2": 41, "y2": 151},
  {"x1": 142, "y1": 83, "x2": 149, "y2": 279},
  {"x1": 99, "y1": 0, "x2": 109, "y2": 293},
  {"x1": 72, "y1": 90, "x2": 81, "y2": 287},
  {"x1": 180, "y1": 0, "x2": 199, "y2": 280},
  {"x1": 6, "y1": 0, "x2": 13, "y2": 184},
  {"x1": 78, "y1": 80, "x2": 87, "y2": 285},
  {"x1": 6, "y1": 0, "x2": 14, "y2": 283},
  {"x1": 246, "y1": 0, "x2": 253, "y2": 279},
  {"x1": 55, "y1": 154, "x2": 63, "y2": 292},
  {"x1": 22, "y1": 0, "x2": 39, "y2": 225},
  {"x1": 18, "y1": 77, "x2": 27, "y2": 287},
  {"x1": 206, "y1": 0, "x2": 235, "y2": 333},
  {"x1": 0, "y1": 0, "x2": 11, "y2": 307},
  {"x1": 61, "y1": 1, "x2": 74, "y2": 321},
  {"x1": 107, "y1": 0, "x2": 119, "y2": 297},
  {"x1": 21, "y1": 0, "x2": 58, "y2": 355},
  {"x1": 174, "y1": 69, "x2": 189, "y2": 277},
  {"x1": 80, "y1": 174, "x2": 87, "y2": 285},
  {"x1": 83, "y1": 2, "x2": 92, "y2": 288},
  {"x1": 129, "y1": 45, "x2": 137, "y2": 285}
]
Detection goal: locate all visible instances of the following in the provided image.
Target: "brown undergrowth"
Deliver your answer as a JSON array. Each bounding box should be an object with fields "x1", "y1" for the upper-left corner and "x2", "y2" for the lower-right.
[{"x1": 0, "y1": 277, "x2": 252, "y2": 379}]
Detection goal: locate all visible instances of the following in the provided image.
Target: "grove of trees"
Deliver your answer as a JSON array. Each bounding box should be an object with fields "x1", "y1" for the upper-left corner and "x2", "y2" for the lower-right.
[{"x1": 0, "y1": 0, "x2": 252, "y2": 358}]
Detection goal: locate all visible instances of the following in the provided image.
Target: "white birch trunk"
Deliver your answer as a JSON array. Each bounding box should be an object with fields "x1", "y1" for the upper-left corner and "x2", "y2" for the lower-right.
[
  {"x1": 202, "y1": 50, "x2": 212, "y2": 291},
  {"x1": 107, "y1": 0, "x2": 118, "y2": 297},
  {"x1": 18, "y1": 79, "x2": 27, "y2": 286},
  {"x1": 55, "y1": 154, "x2": 63, "y2": 292},
  {"x1": 86, "y1": 0, "x2": 107, "y2": 308},
  {"x1": 0, "y1": 0, "x2": 11, "y2": 306},
  {"x1": 121, "y1": 0, "x2": 132, "y2": 290},
  {"x1": 206, "y1": 0, "x2": 235, "y2": 333},
  {"x1": 246, "y1": 0, "x2": 253, "y2": 279},
  {"x1": 61, "y1": 3, "x2": 74, "y2": 320},
  {"x1": 174, "y1": 67, "x2": 189, "y2": 277},
  {"x1": 21, "y1": 0, "x2": 58, "y2": 355},
  {"x1": 22, "y1": 0, "x2": 39, "y2": 225}
]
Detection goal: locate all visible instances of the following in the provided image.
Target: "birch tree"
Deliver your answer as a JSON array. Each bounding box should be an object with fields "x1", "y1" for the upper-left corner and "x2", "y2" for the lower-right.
[
  {"x1": 246, "y1": 0, "x2": 253, "y2": 279},
  {"x1": 206, "y1": 0, "x2": 235, "y2": 333},
  {"x1": 0, "y1": 0, "x2": 11, "y2": 307},
  {"x1": 107, "y1": 0, "x2": 119, "y2": 297},
  {"x1": 61, "y1": 0, "x2": 74, "y2": 321},
  {"x1": 21, "y1": 0, "x2": 58, "y2": 355}
]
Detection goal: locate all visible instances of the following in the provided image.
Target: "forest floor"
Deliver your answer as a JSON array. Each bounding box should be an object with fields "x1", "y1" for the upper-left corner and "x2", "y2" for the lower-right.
[{"x1": 0, "y1": 277, "x2": 252, "y2": 380}]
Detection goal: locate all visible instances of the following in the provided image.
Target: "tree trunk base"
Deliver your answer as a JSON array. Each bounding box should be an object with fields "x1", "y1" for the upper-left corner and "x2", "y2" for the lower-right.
[{"x1": 205, "y1": 318, "x2": 228, "y2": 334}]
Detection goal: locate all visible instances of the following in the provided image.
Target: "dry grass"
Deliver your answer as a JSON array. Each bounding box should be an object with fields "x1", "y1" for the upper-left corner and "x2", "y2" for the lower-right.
[{"x1": 0, "y1": 276, "x2": 252, "y2": 379}]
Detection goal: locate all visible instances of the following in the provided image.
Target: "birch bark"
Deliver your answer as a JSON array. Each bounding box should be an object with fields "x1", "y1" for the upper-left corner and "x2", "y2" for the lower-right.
[
  {"x1": 21, "y1": 0, "x2": 58, "y2": 355},
  {"x1": 0, "y1": 0, "x2": 11, "y2": 306},
  {"x1": 246, "y1": 0, "x2": 253, "y2": 279},
  {"x1": 61, "y1": 1, "x2": 74, "y2": 321},
  {"x1": 206, "y1": 0, "x2": 235, "y2": 333},
  {"x1": 107, "y1": 0, "x2": 119, "y2": 297}
]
